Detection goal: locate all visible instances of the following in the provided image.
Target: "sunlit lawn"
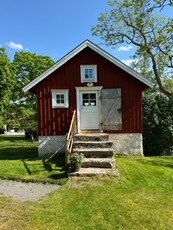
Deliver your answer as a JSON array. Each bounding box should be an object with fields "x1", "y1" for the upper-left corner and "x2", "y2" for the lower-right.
[
  {"x1": 0, "y1": 134, "x2": 68, "y2": 184},
  {"x1": 0, "y1": 134, "x2": 173, "y2": 229}
]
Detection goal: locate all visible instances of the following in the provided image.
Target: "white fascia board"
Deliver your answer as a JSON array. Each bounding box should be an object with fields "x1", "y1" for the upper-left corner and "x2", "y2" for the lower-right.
[
  {"x1": 22, "y1": 41, "x2": 89, "y2": 92},
  {"x1": 87, "y1": 42, "x2": 153, "y2": 88},
  {"x1": 22, "y1": 40, "x2": 153, "y2": 92}
]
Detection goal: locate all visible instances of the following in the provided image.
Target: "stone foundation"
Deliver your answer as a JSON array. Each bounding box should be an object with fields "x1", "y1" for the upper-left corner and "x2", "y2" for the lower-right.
[
  {"x1": 38, "y1": 133, "x2": 143, "y2": 158},
  {"x1": 109, "y1": 133, "x2": 143, "y2": 156},
  {"x1": 38, "y1": 136, "x2": 66, "y2": 158}
]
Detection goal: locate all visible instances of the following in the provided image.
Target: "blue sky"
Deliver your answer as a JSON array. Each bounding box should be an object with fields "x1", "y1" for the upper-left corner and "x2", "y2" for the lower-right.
[{"x1": 0, "y1": 0, "x2": 172, "y2": 65}]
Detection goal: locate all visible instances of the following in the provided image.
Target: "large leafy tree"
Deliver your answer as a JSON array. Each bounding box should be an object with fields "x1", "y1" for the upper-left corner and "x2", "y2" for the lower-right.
[
  {"x1": 12, "y1": 51, "x2": 54, "y2": 106},
  {"x1": 92, "y1": 0, "x2": 173, "y2": 100},
  {"x1": 9, "y1": 52, "x2": 55, "y2": 131},
  {"x1": 0, "y1": 47, "x2": 15, "y2": 128}
]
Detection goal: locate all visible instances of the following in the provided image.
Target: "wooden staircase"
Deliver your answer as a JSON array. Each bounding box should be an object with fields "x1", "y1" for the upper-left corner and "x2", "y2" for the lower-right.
[{"x1": 68, "y1": 133, "x2": 118, "y2": 177}]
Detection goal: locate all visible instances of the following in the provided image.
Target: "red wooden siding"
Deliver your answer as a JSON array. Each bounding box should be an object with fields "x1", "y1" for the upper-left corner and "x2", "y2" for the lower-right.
[{"x1": 33, "y1": 47, "x2": 148, "y2": 136}]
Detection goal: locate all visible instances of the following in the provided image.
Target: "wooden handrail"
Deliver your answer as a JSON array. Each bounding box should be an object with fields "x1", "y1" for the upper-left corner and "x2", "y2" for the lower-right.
[{"x1": 65, "y1": 110, "x2": 76, "y2": 167}]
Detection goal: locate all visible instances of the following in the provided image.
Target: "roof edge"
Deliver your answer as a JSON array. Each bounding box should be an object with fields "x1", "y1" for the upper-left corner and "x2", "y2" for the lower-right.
[
  {"x1": 22, "y1": 40, "x2": 89, "y2": 92},
  {"x1": 22, "y1": 40, "x2": 153, "y2": 92}
]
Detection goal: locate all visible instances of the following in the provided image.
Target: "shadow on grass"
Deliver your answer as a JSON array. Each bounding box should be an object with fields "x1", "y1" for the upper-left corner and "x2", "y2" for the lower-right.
[
  {"x1": 0, "y1": 135, "x2": 68, "y2": 182},
  {"x1": 43, "y1": 155, "x2": 68, "y2": 175},
  {"x1": 49, "y1": 172, "x2": 68, "y2": 180},
  {"x1": 46, "y1": 155, "x2": 68, "y2": 181},
  {"x1": 137, "y1": 156, "x2": 173, "y2": 169},
  {"x1": 0, "y1": 147, "x2": 38, "y2": 160},
  {"x1": 42, "y1": 159, "x2": 53, "y2": 172},
  {"x1": 0, "y1": 134, "x2": 27, "y2": 142},
  {"x1": 0, "y1": 134, "x2": 38, "y2": 160},
  {"x1": 22, "y1": 160, "x2": 32, "y2": 175}
]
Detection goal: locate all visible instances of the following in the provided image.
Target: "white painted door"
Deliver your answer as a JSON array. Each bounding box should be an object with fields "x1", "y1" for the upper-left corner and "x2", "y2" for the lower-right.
[{"x1": 80, "y1": 91, "x2": 99, "y2": 130}]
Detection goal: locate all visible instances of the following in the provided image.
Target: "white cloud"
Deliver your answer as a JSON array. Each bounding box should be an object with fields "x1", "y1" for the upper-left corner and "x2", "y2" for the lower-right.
[
  {"x1": 118, "y1": 45, "x2": 133, "y2": 52},
  {"x1": 7, "y1": 41, "x2": 24, "y2": 50},
  {"x1": 121, "y1": 59, "x2": 138, "y2": 66}
]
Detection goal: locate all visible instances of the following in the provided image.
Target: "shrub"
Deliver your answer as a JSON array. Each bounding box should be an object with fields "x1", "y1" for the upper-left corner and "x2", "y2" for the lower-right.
[
  {"x1": 25, "y1": 129, "x2": 37, "y2": 140},
  {"x1": 143, "y1": 93, "x2": 173, "y2": 156}
]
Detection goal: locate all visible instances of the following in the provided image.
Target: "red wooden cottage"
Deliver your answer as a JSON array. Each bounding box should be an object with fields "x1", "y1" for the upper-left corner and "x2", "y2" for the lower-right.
[{"x1": 23, "y1": 40, "x2": 152, "y2": 158}]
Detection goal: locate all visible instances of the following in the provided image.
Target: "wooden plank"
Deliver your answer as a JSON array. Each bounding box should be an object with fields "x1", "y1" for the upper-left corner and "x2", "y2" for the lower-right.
[{"x1": 101, "y1": 89, "x2": 122, "y2": 130}]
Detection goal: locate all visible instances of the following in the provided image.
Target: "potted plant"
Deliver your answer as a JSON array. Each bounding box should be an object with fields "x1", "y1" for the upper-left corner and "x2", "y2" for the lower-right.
[{"x1": 70, "y1": 153, "x2": 84, "y2": 172}]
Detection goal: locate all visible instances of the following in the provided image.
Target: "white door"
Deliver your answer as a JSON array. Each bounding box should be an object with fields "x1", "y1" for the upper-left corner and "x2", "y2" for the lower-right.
[{"x1": 80, "y1": 91, "x2": 99, "y2": 130}]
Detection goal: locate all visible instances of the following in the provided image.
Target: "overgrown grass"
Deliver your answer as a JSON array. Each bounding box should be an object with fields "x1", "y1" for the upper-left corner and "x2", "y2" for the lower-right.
[
  {"x1": 1, "y1": 135, "x2": 173, "y2": 229},
  {"x1": 0, "y1": 134, "x2": 68, "y2": 184}
]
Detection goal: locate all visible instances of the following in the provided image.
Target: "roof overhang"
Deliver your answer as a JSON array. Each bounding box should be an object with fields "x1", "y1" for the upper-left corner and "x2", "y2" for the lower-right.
[{"x1": 22, "y1": 40, "x2": 153, "y2": 92}]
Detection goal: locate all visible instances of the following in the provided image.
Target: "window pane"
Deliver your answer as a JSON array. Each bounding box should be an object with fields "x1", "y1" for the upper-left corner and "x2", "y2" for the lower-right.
[
  {"x1": 60, "y1": 94, "x2": 64, "y2": 103},
  {"x1": 83, "y1": 100, "x2": 89, "y2": 106},
  {"x1": 90, "y1": 93, "x2": 96, "y2": 100},
  {"x1": 90, "y1": 100, "x2": 96, "y2": 106},
  {"x1": 85, "y1": 69, "x2": 88, "y2": 78},
  {"x1": 61, "y1": 99, "x2": 64, "y2": 103},
  {"x1": 89, "y1": 69, "x2": 93, "y2": 74},
  {"x1": 56, "y1": 94, "x2": 65, "y2": 104},
  {"x1": 85, "y1": 68, "x2": 93, "y2": 79},
  {"x1": 83, "y1": 94, "x2": 89, "y2": 100}
]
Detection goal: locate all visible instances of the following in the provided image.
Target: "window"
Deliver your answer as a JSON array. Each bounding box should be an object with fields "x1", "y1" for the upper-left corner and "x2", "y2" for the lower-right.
[
  {"x1": 82, "y1": 93, "x2": 96, "y2": 106},
  {"x1": 51, "y1": 90, "x2": 69, "y2": 108},
  {"x1": 80, "y1": 65, "x2": 97, "y2": 82}
]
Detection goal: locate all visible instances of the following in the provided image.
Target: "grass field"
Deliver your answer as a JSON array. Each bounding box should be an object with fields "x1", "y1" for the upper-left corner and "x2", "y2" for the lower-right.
[
  {"x1": 0, "y1": 135, "x2": 173, "y2": 229},
  {"x1": 0, "y1": 134, "x2": 68, "y2": 184}
]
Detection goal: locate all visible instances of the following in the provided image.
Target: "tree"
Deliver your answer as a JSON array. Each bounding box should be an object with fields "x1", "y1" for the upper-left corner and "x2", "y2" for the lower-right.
[
  {"x1": 9, "y1": 52, "x2": 55, "y2": 131},
  {"x1": 92, "y1": 0, "x2": 173, "y2": 100},
  {"x1": 0, "y1": 47, "x2": 15, "y2": 111},
  {"x1": 143, "y1": 93, "x2": 173, "y2": 155},
  {"x1": 0, "y1": 47, "x2": 15, "y2": 129},
  {"x1": 12, "y1": 51, "x2": 54, "y2": 106}
]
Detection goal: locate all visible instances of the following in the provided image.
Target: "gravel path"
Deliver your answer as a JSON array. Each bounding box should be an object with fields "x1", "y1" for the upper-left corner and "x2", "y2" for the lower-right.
[{"x1": 0, "y1": 180, "x2": 59, "y2": 201}]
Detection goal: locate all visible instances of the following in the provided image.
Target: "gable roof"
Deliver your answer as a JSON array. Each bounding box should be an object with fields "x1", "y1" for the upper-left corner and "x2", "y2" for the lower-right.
[{"x1": 22, "y1": 40, "x2": 153, "y2": 92}]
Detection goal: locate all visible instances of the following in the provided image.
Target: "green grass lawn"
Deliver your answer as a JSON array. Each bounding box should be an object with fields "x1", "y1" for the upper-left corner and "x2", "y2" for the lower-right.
[
  {"x1": 1, "y1": 135, "x2": 173, "y2": 229},
  {"x1": 0, "y1": 134, "x2": 68, "y2": 184}
]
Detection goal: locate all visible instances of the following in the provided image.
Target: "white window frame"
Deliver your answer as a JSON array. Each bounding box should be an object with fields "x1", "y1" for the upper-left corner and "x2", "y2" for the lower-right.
[
  {"x1": 80, "y1": 65, "x2": 97, "y2": 83},
  {"x1": 51, "y1": 89, "x2": 69, "y2": 108}
]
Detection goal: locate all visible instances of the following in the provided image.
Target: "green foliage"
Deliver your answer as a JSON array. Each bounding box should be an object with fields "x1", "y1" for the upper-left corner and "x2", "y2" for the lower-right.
[
  {"x1": 0, "y1": 47, "x2": 15, "y2": 113},
  {"x1": 92, "y1": 0, "x2": 173, "y2": 99},
  {"x1": 93, "y1": 0, "x2": 173, "y2": 155},
  {"x1": 70, "y1": 153, "x2": 84, "y2": 164},
  {"x1": 143, "y1": 92, "x2": 173, "y2": 155},
  {"x1": 12, "y1": 51, "x2": 54, "y2": 102},
  {"x1": 0, "y1": 48, "x2": 55, "y2": 131},
  {"x1": 9, "y1": 51, "x2": 55, "y2": 130}
]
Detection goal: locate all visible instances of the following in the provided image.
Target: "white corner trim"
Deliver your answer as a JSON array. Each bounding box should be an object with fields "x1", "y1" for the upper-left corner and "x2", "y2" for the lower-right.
[{"x1": 22, "y1": 40, "x2": 153, "y2": 92}]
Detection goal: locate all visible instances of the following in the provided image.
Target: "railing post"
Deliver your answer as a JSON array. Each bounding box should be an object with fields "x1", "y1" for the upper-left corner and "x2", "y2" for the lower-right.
[{"x1": 65, "y1": 110, "x2": 76, "y2": 168}]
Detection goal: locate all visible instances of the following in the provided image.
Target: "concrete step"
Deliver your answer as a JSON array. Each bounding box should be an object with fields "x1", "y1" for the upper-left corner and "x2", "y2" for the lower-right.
[
  {"x1": 73, "y1": 141, "x2": 113, "y2": 149},
  {"x1": 74, "y1": 133, "x2": 109, "y2": 142},
  {"x1": 69, "y1": 133, "x2": 117, "y2": 178},
  {"x1": 82, "y1": 158, "x2": 115, "y2": 169},
  {"x1": 68, "y1": 167, "x2": 119, "y2": 177},
  {"x1": 73, "y1": 148, "x2": 114, "y2": 158}
]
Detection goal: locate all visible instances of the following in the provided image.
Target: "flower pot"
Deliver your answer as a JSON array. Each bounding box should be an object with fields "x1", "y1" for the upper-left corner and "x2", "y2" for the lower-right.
[{"x1": 74, "y1": 163, "x2": 81, "y2": 172}]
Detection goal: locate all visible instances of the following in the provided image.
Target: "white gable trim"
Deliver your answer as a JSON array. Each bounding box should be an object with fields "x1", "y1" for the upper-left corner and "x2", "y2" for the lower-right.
[{"x1": 22, "y1": 40, "x2": 153, "y2": 92}]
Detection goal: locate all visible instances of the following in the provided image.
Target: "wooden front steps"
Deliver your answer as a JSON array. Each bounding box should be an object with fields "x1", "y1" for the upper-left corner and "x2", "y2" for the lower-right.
[{"x1": 68, "y1": 133, "x2": 118, "y2": 177}]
